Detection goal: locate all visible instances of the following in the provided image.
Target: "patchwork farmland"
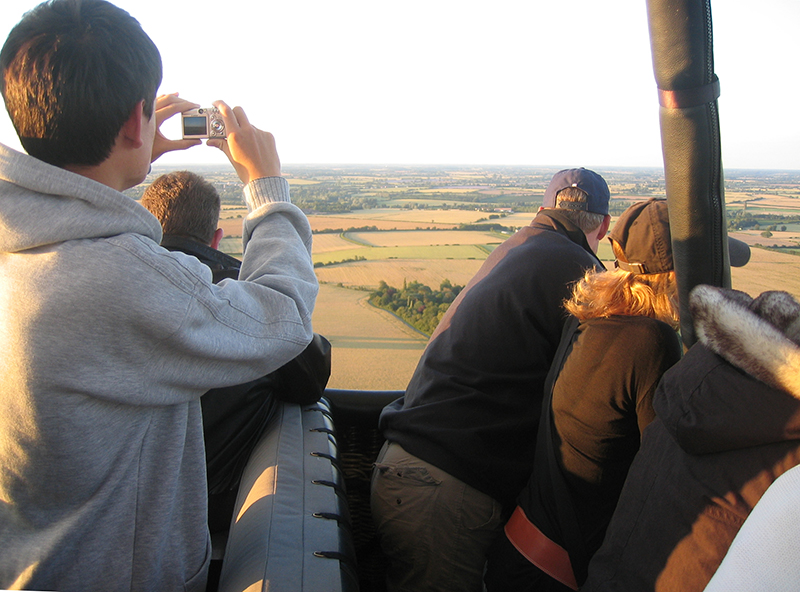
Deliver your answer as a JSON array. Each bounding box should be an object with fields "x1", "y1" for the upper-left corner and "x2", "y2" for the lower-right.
[{"x1": 139, "y1": 164, "x2": 800, "y2": 390}]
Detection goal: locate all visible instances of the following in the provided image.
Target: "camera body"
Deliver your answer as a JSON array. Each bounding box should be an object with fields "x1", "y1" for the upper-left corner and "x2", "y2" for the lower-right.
[{"x1": 181, "y1": 107, "x2": 226, "y2": 139}]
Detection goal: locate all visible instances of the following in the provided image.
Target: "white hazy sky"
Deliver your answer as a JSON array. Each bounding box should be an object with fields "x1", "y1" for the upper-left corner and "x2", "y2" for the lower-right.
[{"x1": 0, "y1": 0, "x2": 798, "y2": 170}]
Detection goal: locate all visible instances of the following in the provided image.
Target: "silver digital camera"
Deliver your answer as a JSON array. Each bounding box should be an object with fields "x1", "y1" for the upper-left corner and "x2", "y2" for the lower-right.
[{"x1": 181, "y1": 107, "x2": 226, "y2": 139}]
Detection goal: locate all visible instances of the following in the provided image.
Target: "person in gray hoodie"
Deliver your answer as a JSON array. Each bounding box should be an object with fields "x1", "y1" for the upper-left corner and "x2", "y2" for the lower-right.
[{"x1": 0, "y1": 1, "x2": 318, "y2": 591}]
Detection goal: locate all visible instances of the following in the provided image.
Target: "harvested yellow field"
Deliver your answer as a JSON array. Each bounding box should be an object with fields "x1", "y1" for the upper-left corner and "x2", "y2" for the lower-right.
[
  {"x1": 314, "y1": 245, "x2": 487, "y2": 266},
  {"x1": 308, "y1": 208, "x2": 494, "y2": 229},
  {"x1": 725, "y1": 192, "x2": 755, "y2": 205},
  {"x1": 372, "y1": 209, "x2": 495, "y2": 224},
  {"x1": 495, "y1": 213, "x2": 537, "y2": 227},
  {"x1": 725, "y1": 195, "x2": 800, "y2": 213},
  {"x1": 312, "y1": 283, "x2": 426, "y2": 390},
  {"x1": 285, "y1": 178, "x2": 321, "y2": 185},
  {"x1": 315, "y1": 259, "x2": 484, "y2": 290},
  {"x1": 731, "y1": 247, "x2": 800, "y2": 300},
  {"x1": 307, "y1": 209, "x2": 536, "y2": 233},
  {"x1": 221, "y1": 205, "x2": 248, "y2": 214},
  {"x1": 308, "y1": 215, "x2": 450, "y2": 231},
  {"x1": 346, "y1": 230, "x2": 502, "y2": 247},
  {"x1": 310, "y1": 250, "x2": 800, "y2": 390},
  {"x1": 312, "y1": 233, "x2": 364, "y2": 254},
  {"x1": 730, "y1": 229, "x2": 800, "y2": 248},
  {"x1": 218, "y1": 216, "x2": 245, "y2": 238}
]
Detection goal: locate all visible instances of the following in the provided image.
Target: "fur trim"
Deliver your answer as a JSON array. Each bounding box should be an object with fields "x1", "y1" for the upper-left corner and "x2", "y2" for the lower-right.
[{"x1": 690, "y1": 286, "x2": 800, "y2": 399}]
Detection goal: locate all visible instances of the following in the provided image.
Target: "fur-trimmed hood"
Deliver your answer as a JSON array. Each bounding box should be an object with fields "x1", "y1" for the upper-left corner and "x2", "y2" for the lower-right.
[
  {"x1": 691, "y1": 286, "x2": 800, "y2": 398},
  {"x1": 653, "y1": 286, "x2": 800, "y2": 455}
]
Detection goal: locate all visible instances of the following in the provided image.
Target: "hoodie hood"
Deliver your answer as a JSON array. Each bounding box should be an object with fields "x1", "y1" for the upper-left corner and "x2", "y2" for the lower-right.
[
  {"x1": 0, "y1": 143, "x2": 161, "y2": 253},
  {"x1": 654, "y1": 286, "x2": 800, "y2": 455}
]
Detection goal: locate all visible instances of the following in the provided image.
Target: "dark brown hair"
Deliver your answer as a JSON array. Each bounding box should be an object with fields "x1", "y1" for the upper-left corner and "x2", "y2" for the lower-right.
[{"x1": 1, "y1": 0, "x2": 162, "y2": 167}]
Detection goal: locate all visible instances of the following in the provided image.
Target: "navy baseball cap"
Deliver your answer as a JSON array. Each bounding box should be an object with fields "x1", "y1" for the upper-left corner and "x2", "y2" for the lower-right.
[{"x1": 542, "y1": 168, "x2": 610, "y2": 216}]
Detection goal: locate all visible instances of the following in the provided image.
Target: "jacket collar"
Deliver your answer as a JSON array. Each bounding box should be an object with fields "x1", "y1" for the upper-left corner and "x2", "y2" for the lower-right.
[
  {"x1": 161, "y1": 234, "x2": 241, "y2": 278},
  {"x1": 531, "y1": 209, "x2": 602, "y2": 264}
]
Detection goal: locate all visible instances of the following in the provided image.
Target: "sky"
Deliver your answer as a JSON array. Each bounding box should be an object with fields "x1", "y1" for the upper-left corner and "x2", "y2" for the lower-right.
[{"x1": 0, "y1": 0, "x2": 798, "y2": 170}]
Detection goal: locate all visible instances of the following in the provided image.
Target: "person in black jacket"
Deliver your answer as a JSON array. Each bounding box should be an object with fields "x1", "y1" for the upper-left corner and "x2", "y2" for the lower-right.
[
  {"x1": 142, "y1": 170, "x2": 242, "y2": 282},
  {"x1": 142, "y1": 171, "x2": 331, "y2": 534},
  {"x1": 371, "y1": 168, "x2": 612, "y2": 592}
]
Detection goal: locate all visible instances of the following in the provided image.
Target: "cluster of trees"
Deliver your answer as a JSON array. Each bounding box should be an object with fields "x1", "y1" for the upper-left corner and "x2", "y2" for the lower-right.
[
  {"x1": 125, "y1": 178, "x2": 245, "y2": 204},
  {"x1": 458, "y1": 222, "x2": 513, "y2": 233},
  {"x1": 608, "y1": 200, "x2": 637, "y2": 216},
  {"x1": 407, "y1": 191, "x2": 496, "y2": 203},
  {"x1": 727, "y1": 210, "x2": 795, "y2": 232},
  {"x1": 314, "y1": 255, "x2": 367, "y2": 268},
  {"x1": 290, "y1": 183, "x2": 379, "y2": 212},
  {"x1": 313, "y1": 226, "x2": 381, "y2": 234},
  {"x1": 617, "y1": 183, "x2": 662, "y2": 195},
  {"x1": 369, "y1": 279, "x2": 464, "y2": 336},
  {"x1": 215, "y1": 182, "x2": 252, "y2": 204}
]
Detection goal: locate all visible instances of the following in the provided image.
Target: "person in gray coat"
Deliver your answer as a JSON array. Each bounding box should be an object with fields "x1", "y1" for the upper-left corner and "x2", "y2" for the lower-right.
[{"x1": 0, "y1": 1, "x2": 317, "y2": 590}]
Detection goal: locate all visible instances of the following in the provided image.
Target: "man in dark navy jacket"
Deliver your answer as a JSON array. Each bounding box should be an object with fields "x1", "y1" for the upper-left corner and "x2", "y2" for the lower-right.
[{"x1": 371, "y1": 168, "x2": 612, "y2": 592}]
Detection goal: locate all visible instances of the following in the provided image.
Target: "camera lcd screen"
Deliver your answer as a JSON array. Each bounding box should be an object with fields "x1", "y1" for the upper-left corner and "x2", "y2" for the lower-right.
[{"x1": 183, "y1": 116, "x2": 208, "y2": 136}]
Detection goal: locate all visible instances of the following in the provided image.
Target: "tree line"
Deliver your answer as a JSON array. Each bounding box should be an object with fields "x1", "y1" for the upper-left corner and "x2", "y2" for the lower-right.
[
  {"x1": 369, "y1": 279, "x2": 464, "y2": 336},
  {"x1": 727, "y1": 210, "x2": 798, "y2": 231}
]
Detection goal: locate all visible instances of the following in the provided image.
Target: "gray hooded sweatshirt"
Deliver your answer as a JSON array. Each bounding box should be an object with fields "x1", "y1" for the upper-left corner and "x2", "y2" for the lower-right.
[{"x1": 0, "y1": 143, "x2": 318, "y2": 591}]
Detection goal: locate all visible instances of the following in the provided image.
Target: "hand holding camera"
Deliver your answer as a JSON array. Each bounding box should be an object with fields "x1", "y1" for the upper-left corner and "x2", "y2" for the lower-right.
[
  {"x1": 157, "y1": 95, "x2": 279, "y2": 184},
  {"x1": 204, "y1": 100, "x2": 281, "y2": 185},
  {"x1": 151, "y1": 93, "x2": 202, "y2": 162}
]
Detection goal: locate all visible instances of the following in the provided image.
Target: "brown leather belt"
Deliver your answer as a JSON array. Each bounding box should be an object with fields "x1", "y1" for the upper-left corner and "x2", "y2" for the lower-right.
[{"x1": 504, "y1": 505, "x2": 578, "y2": 590}]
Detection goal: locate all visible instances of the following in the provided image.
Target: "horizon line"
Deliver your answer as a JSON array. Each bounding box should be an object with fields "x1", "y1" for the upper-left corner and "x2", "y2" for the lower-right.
[{"x1": 153, "y1": 163, "x2": 800, "y2": 173}]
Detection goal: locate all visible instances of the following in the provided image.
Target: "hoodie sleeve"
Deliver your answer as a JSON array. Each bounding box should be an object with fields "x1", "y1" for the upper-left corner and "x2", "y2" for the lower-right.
[
  {"x1": 159, "y1": 177, "x2": 317, "y2": 397},
  {"x1": 65, "y1": 176, "x2": 319, "y2": 406}
]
